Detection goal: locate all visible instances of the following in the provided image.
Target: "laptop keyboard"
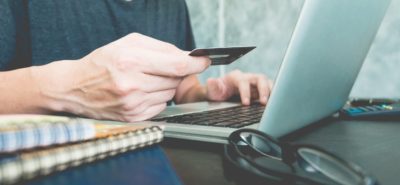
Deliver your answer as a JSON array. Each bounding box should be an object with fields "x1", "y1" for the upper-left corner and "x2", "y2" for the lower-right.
[{"x1": 150, "y1": 103, "x2": 265, "y2": 128}]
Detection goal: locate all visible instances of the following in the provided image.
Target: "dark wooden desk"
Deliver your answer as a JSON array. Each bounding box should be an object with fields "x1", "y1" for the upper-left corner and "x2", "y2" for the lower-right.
[{"x1": 162, "y1": 117, "x2": 400, "y2": 185}]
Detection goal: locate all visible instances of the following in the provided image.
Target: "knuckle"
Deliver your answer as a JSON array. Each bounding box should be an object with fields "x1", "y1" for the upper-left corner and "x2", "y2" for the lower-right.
[
  {"x1": 126, "y1": 32, "x2": 142, "y2": 40},
  {"x1": 121, "y1": 104, "x2": 132, "y2": 112},
  {"x1": 121, "y1": 100, "x2": 139, "y2": 112},
  {"x1": 112, "y1": 81, "x2": 139, "y2": 96},
  {"x1": 113, "y1": 84, "x2": 130, "y2": 96}
]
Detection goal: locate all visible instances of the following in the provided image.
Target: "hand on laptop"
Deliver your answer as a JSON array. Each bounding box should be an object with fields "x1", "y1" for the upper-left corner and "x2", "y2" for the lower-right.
[{"x1": 206, "y1": 70, "x2": 273, "y2": 105}]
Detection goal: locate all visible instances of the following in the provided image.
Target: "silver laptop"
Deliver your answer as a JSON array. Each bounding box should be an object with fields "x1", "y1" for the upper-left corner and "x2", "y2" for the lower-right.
[{"x1": 136, "y1": 0, "x2": 392, "y2": 143}]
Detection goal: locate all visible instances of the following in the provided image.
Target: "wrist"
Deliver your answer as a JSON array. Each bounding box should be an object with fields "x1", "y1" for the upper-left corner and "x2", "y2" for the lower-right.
[
  {"x1": 175, "y1": 83, "x2": 208, "y2": 104},
  {"x1": 29, "y1": 60, "x2": 87, "y2": 113}
]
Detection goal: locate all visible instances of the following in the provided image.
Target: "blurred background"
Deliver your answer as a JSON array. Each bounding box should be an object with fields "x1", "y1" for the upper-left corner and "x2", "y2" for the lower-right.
[{"x1": 186, "y1": 0, "x2": 400, "y2": 99}]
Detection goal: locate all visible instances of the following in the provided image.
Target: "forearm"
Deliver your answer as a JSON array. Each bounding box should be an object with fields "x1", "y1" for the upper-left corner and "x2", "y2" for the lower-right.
[
  {"x1": 0, "y1": 67, "x2": 50, "y2": 113},
  {"x1": 0, "y1": 60, "x2": 90, "y2": 114}
]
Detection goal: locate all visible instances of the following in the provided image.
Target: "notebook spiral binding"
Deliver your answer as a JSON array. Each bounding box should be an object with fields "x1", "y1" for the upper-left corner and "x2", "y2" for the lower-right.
[{"x1": 0, "y1": 126, "x2": 164, "y2": 185}]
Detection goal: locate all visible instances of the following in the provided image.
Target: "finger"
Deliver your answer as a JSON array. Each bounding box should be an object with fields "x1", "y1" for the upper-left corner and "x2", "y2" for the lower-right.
[
  {"x1": 124, "y1": 48, "x2": 211, "y2": 77},
  {"x1": 255, "y1": 75, "x2": 271, "y2": 105},
  {"x1": 124, "y1": 103, "x2": 167, "y2": 122},
  {"x1": 238, "y1": 81, "x2": 251, "y2": 106},
  {"x1": 118, "y1": 72, "x2": 181, "y2": 92},
  {"x1": 122, "y1": 34, "x2": 211, "y2": 73},
  {"x1": 122, "y1": 89, "x2": 175, "y2": 115}
]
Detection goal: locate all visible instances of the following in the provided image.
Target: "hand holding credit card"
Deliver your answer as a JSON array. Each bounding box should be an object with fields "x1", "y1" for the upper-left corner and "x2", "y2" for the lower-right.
[{"x1": 189, "y1": 46, "x2": 256, "y2": 65}]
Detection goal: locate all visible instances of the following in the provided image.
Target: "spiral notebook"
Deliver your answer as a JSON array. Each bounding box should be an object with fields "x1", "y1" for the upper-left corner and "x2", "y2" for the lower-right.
[{"x1": 0, "y1": 115, "x2": 164, "y2": 185}]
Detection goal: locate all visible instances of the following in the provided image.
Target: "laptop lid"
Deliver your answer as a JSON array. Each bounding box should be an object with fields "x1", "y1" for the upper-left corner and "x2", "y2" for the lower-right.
[{"x1": 259, "y1": 0, "x2": 392, "y2": 137}]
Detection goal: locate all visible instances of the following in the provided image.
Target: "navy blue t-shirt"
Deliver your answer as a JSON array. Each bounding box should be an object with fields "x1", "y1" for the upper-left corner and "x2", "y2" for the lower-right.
[{"x1": 0, "y1": 0, "x2": 195, "y2": 70}]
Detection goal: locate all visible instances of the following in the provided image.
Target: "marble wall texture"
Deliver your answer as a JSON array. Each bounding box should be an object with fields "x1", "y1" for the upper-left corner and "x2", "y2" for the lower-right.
[{"x1": 186, "y1": 0, "x2": 400, "y2": 98}]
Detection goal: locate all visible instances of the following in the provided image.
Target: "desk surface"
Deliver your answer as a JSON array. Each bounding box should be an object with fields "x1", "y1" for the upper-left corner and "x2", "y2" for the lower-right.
[{"x1": 162, "y1": 117, "x2": 400, "y2": 185}]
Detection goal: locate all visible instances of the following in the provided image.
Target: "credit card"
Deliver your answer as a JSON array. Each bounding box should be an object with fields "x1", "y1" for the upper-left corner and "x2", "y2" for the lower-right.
[{"x1": 189, "y1": 46, "x2": 256, "y2": 65}]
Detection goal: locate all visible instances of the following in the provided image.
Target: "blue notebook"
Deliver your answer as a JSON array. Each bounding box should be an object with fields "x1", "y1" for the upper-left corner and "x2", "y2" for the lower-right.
[{"x1": 25, "y1": 146, "x2": 183, "y2": 185}]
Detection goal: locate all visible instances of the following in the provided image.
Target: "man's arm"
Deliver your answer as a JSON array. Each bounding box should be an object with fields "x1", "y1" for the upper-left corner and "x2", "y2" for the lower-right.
[{"x1": 0, "y1": 33, "x2": 210, "y2": 121}]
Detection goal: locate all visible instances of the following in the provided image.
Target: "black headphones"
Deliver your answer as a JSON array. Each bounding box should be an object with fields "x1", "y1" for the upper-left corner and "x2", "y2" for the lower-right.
[{"x1": 222, "y1": 129, "x2": 378, "y2": 185}]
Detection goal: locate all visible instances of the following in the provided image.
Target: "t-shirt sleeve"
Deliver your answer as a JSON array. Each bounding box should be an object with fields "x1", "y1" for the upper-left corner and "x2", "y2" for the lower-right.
[{"x1": 0, "y1": 0, "x2": 17, "y2": 70}]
